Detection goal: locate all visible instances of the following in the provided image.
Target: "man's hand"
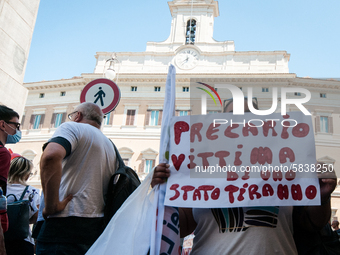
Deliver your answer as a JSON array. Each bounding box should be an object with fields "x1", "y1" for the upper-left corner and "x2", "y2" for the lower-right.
[
  {"x1": 42, "y1": 194, "x2": 73, "y2": 220},
  {"x1": 319, "y1": 178, "x2": 337, "y2": 204},
  {"x1": 151, "y1": 163, "x2": 170, "y2": 188},
  {"x1": 317, "y1": 163, "x2": 337, "y2": 204}
]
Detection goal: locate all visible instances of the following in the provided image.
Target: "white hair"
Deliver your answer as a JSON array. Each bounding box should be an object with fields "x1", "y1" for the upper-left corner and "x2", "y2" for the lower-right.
[{"x1": 77, "y1": 102, "x2": 103, "y2": 126}]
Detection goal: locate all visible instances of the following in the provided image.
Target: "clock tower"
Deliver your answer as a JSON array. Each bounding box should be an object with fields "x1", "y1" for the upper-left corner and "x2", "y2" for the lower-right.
[
  {"x1": 96, "y1": 0, "x2": 289, "y2": 74},
  {"x1": 145, "y1": 0, "x2": 235, "y2": 54},
  {"x1": 167, "y1": 0, "x2": 219, "y2": 45}
]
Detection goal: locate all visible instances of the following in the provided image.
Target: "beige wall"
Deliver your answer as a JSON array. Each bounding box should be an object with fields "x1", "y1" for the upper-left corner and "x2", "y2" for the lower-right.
[{"x1": 0, "y1": 0, "x2": 40, "y2": 115}]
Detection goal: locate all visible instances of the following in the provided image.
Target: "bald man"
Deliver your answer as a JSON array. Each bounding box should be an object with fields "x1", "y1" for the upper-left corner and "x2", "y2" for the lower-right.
[{"x1": 37, "y1": 103, "x2": 117, "y2": 255}]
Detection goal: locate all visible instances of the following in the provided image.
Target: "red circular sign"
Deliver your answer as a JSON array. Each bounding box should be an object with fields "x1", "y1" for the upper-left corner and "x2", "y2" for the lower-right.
[{"x1": 80, "y1": 78, "x2": 121, "y2": 114}]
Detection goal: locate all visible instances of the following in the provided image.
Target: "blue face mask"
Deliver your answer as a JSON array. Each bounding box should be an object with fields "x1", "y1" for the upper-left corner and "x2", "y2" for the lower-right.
[{"x1": 5, "y1": 128, "x2": 22, "y2": 144}]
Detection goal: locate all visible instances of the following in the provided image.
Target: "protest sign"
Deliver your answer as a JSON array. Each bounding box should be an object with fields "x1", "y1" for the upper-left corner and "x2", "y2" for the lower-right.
[{"x1": 164, "y1": 112, "x2": 321, "y2": 208}]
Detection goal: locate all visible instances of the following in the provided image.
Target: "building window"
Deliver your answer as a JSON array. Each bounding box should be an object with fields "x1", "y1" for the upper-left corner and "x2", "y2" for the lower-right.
[
  {"x1": 185, "y1": 19, "x2": 196, "y2": 44},
  {"x1": 183, "y1": 87, "x2": 189, "y2": 92},
  {"x1": 126, "y1": 110, "x2": 136, "y2": 126},
  {"x1": 154, "y1": 86, "x2": 161, "y2": 92},
  {"x1": 33, "y1": 115, "x2": 41, "y2": 129},
  {"x1": 294, "y1": 92, "x2": 301, "y2": 96},
  {"x1": 176, "y1": 110, "x2": 191, "y2": 116},
  {"x1": 262, "y1": 88, "x2": 269, "y2": 92},
  {"x1": 39, "y1": 93, "x2": 45, "y2": 98},
  {"x1": 316, "y1": 115, "x2": 333, "y2": 134},
  {"x1": 131, "y1": 86, "x2": 137, "y2": 92},
  {"x1": 179, "y1": 111, "x2": 188, "y2": 116},
  {"x1": 54, "y1": 113, "x2": 63, "y2": 128},
  {"x1": 60, "y1": 91, "x2": 66, "y2": 96},
  {"x1": 320, "y1": 93, "x2": 326, "y2": 98},
  {"x1": 320, "y1": 116, "x2": 329, "y2": 133},
  {"x1": 150, "y1": 111, "x2": 160, "y2": 126},
  {"x1": 51, "y1": 113, "x2": 65, "y2": 128},
  {"x1": 145, "y1": 159, "x2": 154, "y2": 173},
  {"x1": 208, "y1": 110, "x2": 221, "y2": 114},
  {"x1": 104, "y1": 112, "x2": 111, "y2": 125},
  {"x1": 145, "y1": 110, "x2": 162, "y2": 126}
]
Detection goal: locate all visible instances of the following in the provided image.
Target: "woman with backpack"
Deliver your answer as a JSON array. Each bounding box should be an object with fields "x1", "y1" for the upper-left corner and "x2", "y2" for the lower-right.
[{"x1": 5, "y1": 156, "x2": 40, "y2": 255}]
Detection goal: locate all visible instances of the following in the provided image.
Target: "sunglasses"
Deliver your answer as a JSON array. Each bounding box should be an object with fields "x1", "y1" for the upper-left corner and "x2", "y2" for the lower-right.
[
  {"x1": 68, "y1": 111, "x2": 78, "y2": 120},
  {"x1": 6, "y1": 121, "x2": 21, "y2": 130}
]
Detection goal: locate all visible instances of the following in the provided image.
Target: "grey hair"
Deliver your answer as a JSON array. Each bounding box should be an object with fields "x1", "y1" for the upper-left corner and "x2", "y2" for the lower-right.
[{"x1": 77, "y1": 102, "x2": 103, "y2": 126}]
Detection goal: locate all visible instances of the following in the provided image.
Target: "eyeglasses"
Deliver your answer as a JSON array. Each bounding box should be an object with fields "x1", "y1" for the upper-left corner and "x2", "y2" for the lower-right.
[
  {"x1": 6, "y1": 121, "x2": 21, "y2": 130},
  {"x1": 68, "y1": 111, "x2": 78, "y2": 120}
]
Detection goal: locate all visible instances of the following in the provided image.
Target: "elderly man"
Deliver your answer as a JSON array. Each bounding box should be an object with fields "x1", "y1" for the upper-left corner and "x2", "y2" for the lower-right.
[{"x1": 36, "y1": 102, "x2": 116, "y2": 255}]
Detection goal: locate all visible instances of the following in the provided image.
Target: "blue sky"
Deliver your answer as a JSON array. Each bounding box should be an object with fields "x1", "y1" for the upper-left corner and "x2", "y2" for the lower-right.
[{"x1": 24, "y1": 0, "x2": 340, "y2": 83}]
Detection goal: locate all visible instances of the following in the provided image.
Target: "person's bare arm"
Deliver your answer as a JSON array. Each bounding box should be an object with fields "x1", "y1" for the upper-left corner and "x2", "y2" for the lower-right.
[
  {"x1": 152, "y1": 164, "x2": 197, "y2": 238},
  {"x1": 29, "y1": 211, "x2": 39, "y2": 225},
  {"x1": 40, "y1": 142, "x2": 72, "y2": 218},
  {"x1": 179, "y1": 208, "x2": 197, "y2": 238},
  {"x1": 0, "y1": 223, "x2": 5, "y2": 255},
  {"x1": 294, "y1": 166, "x2": 337, "y2": 232}
]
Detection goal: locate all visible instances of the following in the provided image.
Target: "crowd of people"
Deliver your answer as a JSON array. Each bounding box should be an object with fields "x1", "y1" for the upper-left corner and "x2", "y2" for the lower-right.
[
  {"x1": 0, "y1": 103, "x2": 117, "y2": 255},
  {"x1": 0, "y1": 101, "x2": 339, "y2": 254}
]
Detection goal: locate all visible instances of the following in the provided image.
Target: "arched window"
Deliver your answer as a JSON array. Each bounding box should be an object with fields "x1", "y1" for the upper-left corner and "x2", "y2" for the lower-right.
[{"x1": 185, "y1": 19, "x2": 196, "y2": 44}]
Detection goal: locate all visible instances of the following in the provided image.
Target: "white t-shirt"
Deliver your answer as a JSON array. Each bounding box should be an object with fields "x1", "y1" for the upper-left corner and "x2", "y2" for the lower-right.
[
  {"x1": 191, "y1": 206, "x2": 298, "y2": 255},
  {"x1": 49, "y1": 122, "x2": 116, "y2": 218},
  {"x1": 6, "y1": 184, "x2": 40, "y2": 245}
]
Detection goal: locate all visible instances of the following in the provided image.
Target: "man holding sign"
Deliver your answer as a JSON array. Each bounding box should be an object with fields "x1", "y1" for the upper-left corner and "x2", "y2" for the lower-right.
[{"x1": 152, "y1": 100, "x2": 337, "y2": 254}]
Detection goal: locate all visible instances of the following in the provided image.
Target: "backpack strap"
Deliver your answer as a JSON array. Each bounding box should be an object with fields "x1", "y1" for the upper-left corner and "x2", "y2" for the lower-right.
[
  {"x1": 6, "y1": 185, "x2": 29, "y2": 202},
  {"x1": 19, "y1": 186, "x2": 29, "y2": 201},
  {"x1": 6, "y1": 194, "x2": 18, "y2": 202},
  {"x1": 109, "y1": 140, "x2": 126, "y2": 171}
]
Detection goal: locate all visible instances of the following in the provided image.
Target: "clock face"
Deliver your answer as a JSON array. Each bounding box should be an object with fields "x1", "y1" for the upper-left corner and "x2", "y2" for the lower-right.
[{"x1": 175, "y1": 49, "x2": 199, "y2": 70}]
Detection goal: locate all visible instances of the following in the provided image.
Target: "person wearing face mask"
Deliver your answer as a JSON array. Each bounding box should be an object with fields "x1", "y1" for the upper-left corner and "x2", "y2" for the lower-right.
[
  {"x1": 0, "y1": 105, "x2": 21, "y2": 195},
  {"x1": 0, "y1": 104, "x2": 21, "y2": 255}
]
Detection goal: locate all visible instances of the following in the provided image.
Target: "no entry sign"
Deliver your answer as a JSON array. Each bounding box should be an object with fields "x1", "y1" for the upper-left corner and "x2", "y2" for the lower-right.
[{"x1": 80, "y1": 78, "x2": 121, "y2": 114}]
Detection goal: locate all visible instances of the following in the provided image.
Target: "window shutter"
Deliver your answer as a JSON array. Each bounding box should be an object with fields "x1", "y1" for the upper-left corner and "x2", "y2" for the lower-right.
[
  {"x1": 126, "y1": 110, "x2": 131, "y2": 125},
  {"x1": 315, "y1": 116, "x2": 320, "y2": 133},
  {"x1": 139, "y1": 159, "x2": 145, "y2": 173},
  {"x1": 109, "y1": 112, "x2": 114, "y2": 125},
  {"x1": 51, "y1": 113, "x2": 57, "y2": 127},
  {"x1": 40, "y1": 114, "x2": 45, "y2": 128},
  {"x1": 328, "y1": 116, "x2": 333, "y2": 134},
  {"x1": 145, "y1": 110, "x2": 151, "y2": 126},
  {"x1": 175, "y1": 110, "x2": 179, "y2": 116},
  {"x1": 158, "y1": 110, "x2": 163, "y2": 125},
  {"x1": 21, "y1": 115, "x2": 25, "y2": 128},
  {"x1": 29, "y1": 114, "x2": 36, "y2": 129},
  {"x1": 61, "y1": 113, "x2": 66, "y2": 124},
  {"x1": 126, "y1": 110, "x2": 135, "y2": 125},
  {"x1": 130, "y1": 110, "x2": 135, "y2": 125},
  {"x1": 188, "y1": 110, "x2": 191, "y2": 116},
  {"x1": 152, "y1": 160, "x2": 155, "y2": 168}
]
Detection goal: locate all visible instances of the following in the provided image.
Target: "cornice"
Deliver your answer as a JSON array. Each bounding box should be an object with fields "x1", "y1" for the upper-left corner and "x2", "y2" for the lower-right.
[
  {"x1": 23, "y1": 73, "x2": 340, "y2": 91},
  {"x1": 95, "y1": 50, "x2": 289, "y2": 57},
  {"x1": 25, "y1": 77, "x2": 86, "y2": 90}
]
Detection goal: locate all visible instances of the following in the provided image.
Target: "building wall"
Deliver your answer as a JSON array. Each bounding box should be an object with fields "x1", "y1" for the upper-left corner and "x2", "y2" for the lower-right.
[{"x1": 0, "y1": 0, "x2": 40, "y2": 115}]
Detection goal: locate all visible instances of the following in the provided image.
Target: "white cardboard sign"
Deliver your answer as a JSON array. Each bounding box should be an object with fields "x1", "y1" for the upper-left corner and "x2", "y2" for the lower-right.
[{"x1": 164, "y1": 112, "x2": 320, "y2": 208}]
